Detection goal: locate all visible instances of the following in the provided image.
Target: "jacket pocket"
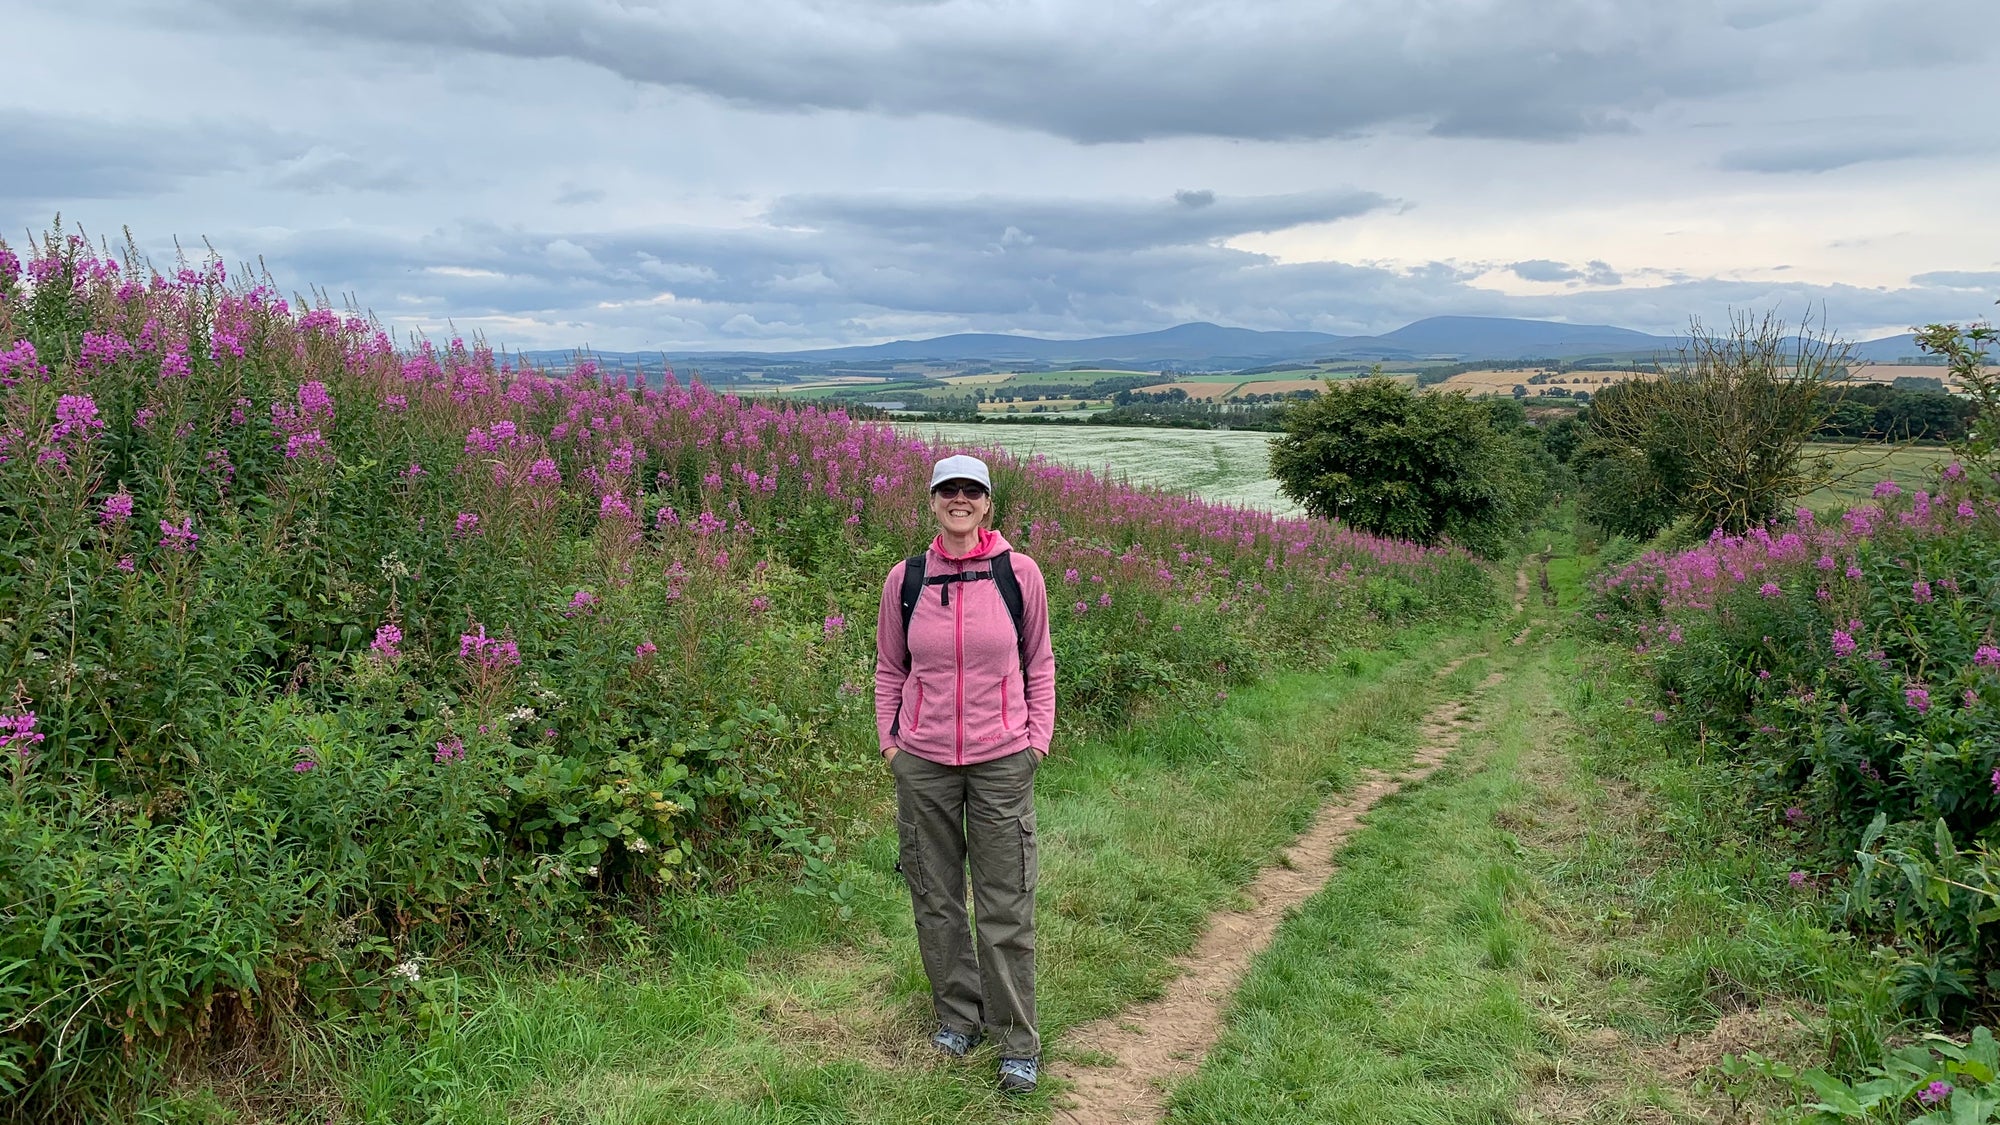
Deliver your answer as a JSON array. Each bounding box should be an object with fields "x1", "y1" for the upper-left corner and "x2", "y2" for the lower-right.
[{"x1": 906, "y1": 680, "x2": 925, "y2": 734}]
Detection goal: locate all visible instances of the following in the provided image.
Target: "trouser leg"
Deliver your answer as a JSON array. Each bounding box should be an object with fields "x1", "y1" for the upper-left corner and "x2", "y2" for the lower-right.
[
  {"x1": 964, "y1": 748, "x2": 1040, "y2": 1059},
  {"x1": 892, "y1": 751, "x2": 982, "y2": 1036}
]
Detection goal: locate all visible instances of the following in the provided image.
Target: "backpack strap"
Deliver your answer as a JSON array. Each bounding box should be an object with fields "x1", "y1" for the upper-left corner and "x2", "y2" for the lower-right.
[
  {"x1": 990, "y1": 550, "x2": 1029, "y2": 674},
  {"x1": 898, "y1": 549, "x2": 1029, "y2": 675},
  {"x1": 897, "y1": 553, "x2": 927, "y2": 673}
]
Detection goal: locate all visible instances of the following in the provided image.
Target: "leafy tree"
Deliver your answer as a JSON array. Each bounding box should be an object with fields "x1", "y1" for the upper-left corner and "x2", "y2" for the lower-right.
[
  {"x1": 1268, "y1": 377, "x2": 1546, "y2": 558},
  {"x1": 1915, "y1": 314, "x2": 1998, "y2": 488}
]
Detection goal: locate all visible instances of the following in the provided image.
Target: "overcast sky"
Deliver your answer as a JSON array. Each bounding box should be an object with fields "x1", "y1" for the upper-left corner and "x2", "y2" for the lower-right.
[{"x1": 7, "y1": 0, "x2": 1997, "y2": 351}]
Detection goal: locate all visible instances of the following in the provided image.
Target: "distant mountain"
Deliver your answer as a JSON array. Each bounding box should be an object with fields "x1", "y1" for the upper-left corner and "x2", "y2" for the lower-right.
[
  {"x1": 1322, "y1": 316, "x2": 1676, "y2": 361},
  {"x1": 517, "y1": 319, "x2": 1944, "y2": 373}
]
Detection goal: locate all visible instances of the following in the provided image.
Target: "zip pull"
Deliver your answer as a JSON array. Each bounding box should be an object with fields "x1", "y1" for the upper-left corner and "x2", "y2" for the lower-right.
[{"x1": 941, "y1": 579, "x2": 951, "y2": 607}]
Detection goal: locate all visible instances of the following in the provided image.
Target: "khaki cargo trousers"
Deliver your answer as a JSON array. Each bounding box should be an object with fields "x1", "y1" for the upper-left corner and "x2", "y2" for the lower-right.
[{"x1": 890, "y1": 746, "x2": 1040, "y2": 1060}]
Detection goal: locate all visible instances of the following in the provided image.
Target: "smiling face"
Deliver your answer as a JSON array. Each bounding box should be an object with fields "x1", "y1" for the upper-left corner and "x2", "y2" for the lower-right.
[{"x1": 929, "y1": 479, "x2": 991, "y2": 538}]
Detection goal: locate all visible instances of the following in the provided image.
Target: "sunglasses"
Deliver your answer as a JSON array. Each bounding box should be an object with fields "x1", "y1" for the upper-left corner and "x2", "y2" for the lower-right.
[{"x1": 932, "y1": 483, "x2": 989, "y2": 500}]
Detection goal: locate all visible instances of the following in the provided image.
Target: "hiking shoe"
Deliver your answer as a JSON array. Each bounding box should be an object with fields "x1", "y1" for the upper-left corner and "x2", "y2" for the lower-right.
[
  {"x1": 998, "y1": 1057, "x2": 1038, "y2": 1094},
  {"x1": 930, "y1": 1026, "x2": 980, "y2": 1058}
]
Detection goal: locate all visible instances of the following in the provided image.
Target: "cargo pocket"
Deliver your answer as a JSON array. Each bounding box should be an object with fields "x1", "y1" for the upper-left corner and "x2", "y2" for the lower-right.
[
  {"x1": 1017, "y1": 813, "x2": 1038, "y2": 893},
  {"x1": 895, "y1": 806, "x2": 929, "y2": 897}
]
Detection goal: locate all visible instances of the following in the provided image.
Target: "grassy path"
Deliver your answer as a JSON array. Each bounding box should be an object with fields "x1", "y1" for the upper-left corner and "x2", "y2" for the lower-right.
[{"x1": 282, "y1": 549, "x2": 1851, "y2": 1124}]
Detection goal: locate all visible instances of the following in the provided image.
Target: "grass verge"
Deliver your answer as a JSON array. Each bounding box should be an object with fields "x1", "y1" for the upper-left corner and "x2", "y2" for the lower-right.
[{"x1": 161, "y1": 627, "x2": 1489, "y2": 1123}]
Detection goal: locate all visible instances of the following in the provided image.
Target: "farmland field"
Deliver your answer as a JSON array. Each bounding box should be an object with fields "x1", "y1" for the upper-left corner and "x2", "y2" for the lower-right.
[
  {"x1": 1802, "y1": 441, "x2": 1958, "y2": 508},
  {"x1": 902, "y1": 421, "x2": 1298, "y2": 513},
  {"x1": 1436, "y1": 368, "x2": 1652, "y2": 396}
]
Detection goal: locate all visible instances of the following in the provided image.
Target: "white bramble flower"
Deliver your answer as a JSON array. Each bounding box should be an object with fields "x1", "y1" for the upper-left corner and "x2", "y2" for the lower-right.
[
  {"x1": 391, "y1": 956, "x2": 425, "y2": 982},
  {"x1": 628, "y1": 837, "x2": 650, "y2": 853},
  {"x1": 506, "y1": 706, "x2": 538, "y2": 723}
]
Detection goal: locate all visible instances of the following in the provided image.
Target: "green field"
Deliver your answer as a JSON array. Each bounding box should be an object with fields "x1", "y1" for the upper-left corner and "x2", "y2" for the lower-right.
[
  {"x1": 902, "y1": 421, "x2": 1296, "y2": 513},
  {"x1": 1804, "y1": 442, "x2": 1957, "y2": 508}
]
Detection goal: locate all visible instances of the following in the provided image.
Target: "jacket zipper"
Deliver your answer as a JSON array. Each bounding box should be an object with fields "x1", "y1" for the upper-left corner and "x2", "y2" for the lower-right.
[{"x1": 964, "y1": 556, "x2": 972, "y2": 764}]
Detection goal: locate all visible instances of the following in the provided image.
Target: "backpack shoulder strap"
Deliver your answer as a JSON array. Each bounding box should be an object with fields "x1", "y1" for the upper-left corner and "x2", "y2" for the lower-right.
[
  {"x1": 990, "y1": 550, "x2": 1029, "y2": 672},
  {"x1": 897, "y1": 553, "x2": 927, "y2": 671}
]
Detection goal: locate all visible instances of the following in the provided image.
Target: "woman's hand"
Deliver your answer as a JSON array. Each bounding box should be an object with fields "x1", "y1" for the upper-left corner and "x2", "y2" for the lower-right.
[{"x1": 883, "y1": 746, "x2": 900, "y2": 763}]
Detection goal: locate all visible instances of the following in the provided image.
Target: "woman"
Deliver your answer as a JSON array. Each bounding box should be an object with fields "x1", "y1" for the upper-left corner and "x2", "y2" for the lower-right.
[{"x1": 874, "y1": 453, "x2": 1055, "y2": 1095}]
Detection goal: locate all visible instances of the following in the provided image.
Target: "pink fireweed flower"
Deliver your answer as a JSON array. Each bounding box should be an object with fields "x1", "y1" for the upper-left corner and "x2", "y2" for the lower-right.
[
  {"x1": 1097, "y1": 592, "x2": 1112, "y2": 608},
  {"x1": 823, "y1": 614, "x2": 846, "y2": 637},
  {"x1": 1963, "y1": 690, "x2": 1978, "y2": 709},
  {"x1": 370, "y1": 623, "x2": 402, "y2": 659},
  {"x1": 634, "y1": 640, "x2": 657, "y2": 660},
  {"x1": 1757, "y1": 582, "x2": 1780, "y2": 598},
  {"x1": 50, "y1": 394, "x2": 108, "y2": 444},
  {"x1": 292, "y1": 749, "x2": 317, "y2": 773},
  {"x1": 459, "y1": 626, "x2": 521, "y2": 670},
  {"x1": 1830, "y1": 630, "x2": 1857, "y2": 658},
  {"x1": 116, "y1": 556, "x2": 134, "y2": 572},
  {"x1": 158, "y1": 517, "x2": 198, "y2": 553},
  {"x1": 1, "y1": 711, "x2": 46, "y2": 761},
  {"x1": 1872, "y1": 480, "x2": 1902, "y2": 499},
  {"x1": 1652, "y1": 711, "x2": 1668, "y2": 724},
  {"x1": 285, "y1": 430, "x2": 332, "y2": 461},
  {"x1": 1944, "y1": 462, "x2": 1965, "y2": 482},
  {"x1": 1788, "y1": 871, "x2": 1807, "y2": 888},
  {"x1": 1976, "y1": 645, "x2": 2000, "y2": 670},
  {"x1": 1919, "y1": 1081, "x2": 1953, "y2": 1107},
  {"x1": 453, "y1": 512, "x2": 480, "y2": 537},
  {"x1": 526, "y1": 457, "x2": 561, "y2": 486},
  {"x1": 1905, "y1": 686, "x2": 1931, "y2": 714},
  {"x1": 1063, "y1": 568, "x2": 1079, "y2": 584},
  {"x1": 569, "y1": 589, "x2": 597, "y2": 610},
  {"x1": 296, "y1": 380, "x2": 334, "y2": 420},
  {"x1": 0, "y1": 339, "x2": 45, "y2": 385},
  {"x1": 434, "y1": 736, "x2": 465, "y2": 764},
  {"x1": 600, "y1": 493, "x2": 634, "y2": 521},
  {"x1": 100, "y1": 491, "x2": 134, "y2": 526},
  {"x1": 1073, "y1": 600, "x2": 1089, "y2": 615},
  {"x1": 1913, "y1": 579, "x2": 1934, "y2": 604}
]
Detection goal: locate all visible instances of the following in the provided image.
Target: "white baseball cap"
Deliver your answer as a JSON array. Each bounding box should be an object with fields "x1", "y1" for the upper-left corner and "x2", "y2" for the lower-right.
[{"x1": 929, "y1": 454, "x2": 993, "y2": 492}]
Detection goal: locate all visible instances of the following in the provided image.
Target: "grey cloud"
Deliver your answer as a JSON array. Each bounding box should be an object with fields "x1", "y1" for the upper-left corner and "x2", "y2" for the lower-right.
[
  {"x1": 266, "y1": 147, "x2": 419, "y2": 194},
  {"x1": 765, "y1": 189, "x2": 1392, "y2": 253},
  {"x1": 219, "y1": 185, "x2": 1990, "y2": 353},
  {"x1": 0, "y1": 111, "x2": 297, "y2": 204},
  {"x1": 1718, "y1": 137, "x2": 1942, "y2": 174},
  {"x1": 177, "y1": 0, "x2": 2000, "y2": 144},
  {"x1": 1174, "y1": 190, "x2": 1215, "y2": 209},
  {"x1": 1910, "y1": 271, "x2": 2000, "y2": 291},
  {"x1": 1510, "y1": 259, "x2": 1582, "y2": 282}
]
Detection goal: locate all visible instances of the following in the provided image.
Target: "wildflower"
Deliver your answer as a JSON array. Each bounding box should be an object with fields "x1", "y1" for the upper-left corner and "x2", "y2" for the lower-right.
[
  {"x1": 1758, "y1": 670, "x2": 1771, "y2": 680},
  {"x1": 1975, "y1": 645, "x2": 2000, "y2": 670},
  {"x1": 1097, "y1": 592, "x2": 1112, "y2": 608},
  {"x1": 1073, "y1": 600, "x2": 1088, "y2": 615},
  {"x1": 1992, "y1": 767, "x2": 2000, "y2": 797},
  {"x1": 1906, "y1": 686, "x2": 1931, "y2": 714},
  {"x1": 1845, "y1": 565, "x2": 1863, "y2": 580},
  {"x1": 568, "y1": 589, "x2": 598, "y2": 612},
  {"x1": 434, "y1": 736, "x2": 465, "y2": 763},
  {"x1": 453, "y1": 512, "x2": 480, "y2": 537},
  {"x1": 1652, "y1": 711, "x2": 1668, "y2": 724},
  {"x1": 158, "y1": 517, "x2": 199, "y2": 553},
  {"x1": 1, "y1": 711, "x2": 46, "y2": 760},
  {"x1": 1788, "y1": 871, "x2": 1807, "y2": 888},
  {"x1": 634, "y1": 641, "x2": 658, "y2": 660},
  {"x1": 459, "y1": 625, "x2": 520, "y2": 670},
  {"x1": 50, "y1": 394, "x2": 108, "y2": 445},
  {"x1": 1913, "y1": 579, "x2": 1934, "y2": 604},
  {"x1": 391, "y1": 957, "x2": 424, "y2": 983},
  {"x1": 823, "y1": 614, "x2": 846, "y2": 637},
  {"x1": 292, "y1": 756, "x2": 317, "y2": 773},
  {"x1": 1784, "y1": 807, "x2": 1804, "y2": 824},
  {"x1": 1830, "y1": 630, "x2": 1857, "y2": 658},
  {"x1": 403, "y1": 462, "x2": 425, "y2": 480},
  {"x1": 749, "y1": 595, "x2": 770, "y2": 612},
  {"x1": 1963, "y1": 690, "x2": 1978, "y2": 708},
  {"x1": 100, "y1": 491, "x2": 134, "y2": 526},
  {"x1": 1872, "y1": 480, "x2": 1902, "y2": 499},
  {"x1": 116, "y1": 556, "x2": 134, "y2": 572},
  {"x1": 370, "y1": 623, "x2": 402, "y2": 660},
  {"x1": 1063, "y1": 567, "x2": 1079, "y2": 584},
  {"x1": 1919, "y1": 1081, "x2": 1953, "y2": 1106},
  {"x1": 1944, "y1": 462, "x2": 1965, "y2": 482},
  {"x1": 1757, "y1": 582, "x2": 1780, "y2": 598}
]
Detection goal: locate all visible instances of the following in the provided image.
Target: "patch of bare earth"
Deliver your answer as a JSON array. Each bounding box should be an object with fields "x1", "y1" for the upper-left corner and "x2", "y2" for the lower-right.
[{"x1": 1051, "y1": 660, "x2": 1493, "y2": 1124}]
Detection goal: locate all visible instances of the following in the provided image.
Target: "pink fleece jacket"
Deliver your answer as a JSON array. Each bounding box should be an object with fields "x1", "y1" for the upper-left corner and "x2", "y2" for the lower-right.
[{"x1": 874, "y1": 529, "x2": 1056, "y2": 766}]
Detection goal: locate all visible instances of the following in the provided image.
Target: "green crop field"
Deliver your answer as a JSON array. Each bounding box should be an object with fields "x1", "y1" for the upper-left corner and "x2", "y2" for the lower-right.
[
  {"x1": 1803, "y1": 441, "x2": 1958, "y2": 509},
  {"x1": 901, "y1": 421, "x2": 1297, "y2": 513}
]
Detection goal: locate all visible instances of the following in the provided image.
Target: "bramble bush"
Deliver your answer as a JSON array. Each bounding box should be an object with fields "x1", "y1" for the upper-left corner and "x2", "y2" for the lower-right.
[{"x1": 0, "y1": 229, "x2": 1494, "y2": 1115}]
